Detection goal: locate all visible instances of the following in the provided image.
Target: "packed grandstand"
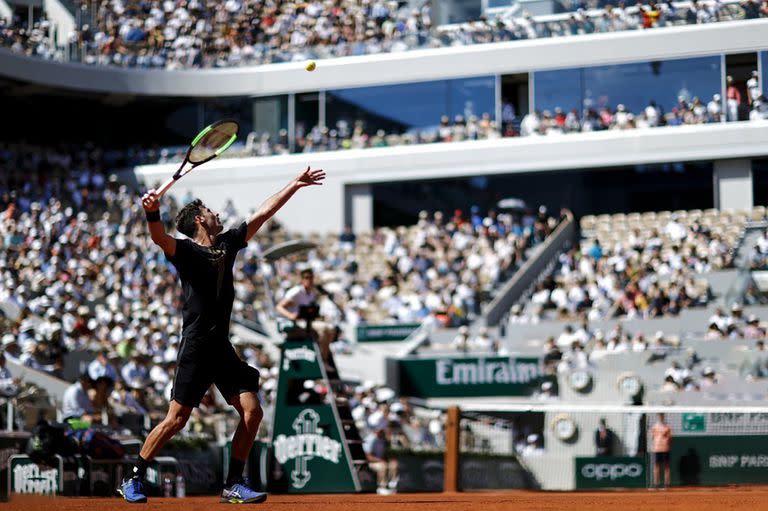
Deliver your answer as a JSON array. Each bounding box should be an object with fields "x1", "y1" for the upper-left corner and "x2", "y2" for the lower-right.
[{"x1": 0, "y1": 0, "x2": 764, "y2": 69}]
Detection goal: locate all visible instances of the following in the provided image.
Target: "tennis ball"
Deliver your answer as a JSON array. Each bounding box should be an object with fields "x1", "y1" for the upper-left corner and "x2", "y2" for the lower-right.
[{"x1": 305, "y1": 60, "x2": 316, "y2": 72}]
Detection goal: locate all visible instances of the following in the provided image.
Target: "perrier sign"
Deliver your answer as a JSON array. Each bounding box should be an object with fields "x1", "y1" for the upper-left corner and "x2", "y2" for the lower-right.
[
  {"x1": 8, "y1": 455, "x2": 63, "y2": 495},
  {"x1": 272, "y1": 340, "x2": 359, "y2": 493}
]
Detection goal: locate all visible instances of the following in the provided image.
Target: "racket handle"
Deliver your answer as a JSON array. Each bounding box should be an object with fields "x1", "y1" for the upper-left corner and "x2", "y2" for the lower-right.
[{"x1": 156, "y1": 177, "x2": 176, "y2": 198}]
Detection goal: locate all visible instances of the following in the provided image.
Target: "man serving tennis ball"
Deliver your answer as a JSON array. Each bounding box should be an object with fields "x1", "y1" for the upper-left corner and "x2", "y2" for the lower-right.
[{"x1": 120, "y1": 166, "x2": 325, "y2": 504}]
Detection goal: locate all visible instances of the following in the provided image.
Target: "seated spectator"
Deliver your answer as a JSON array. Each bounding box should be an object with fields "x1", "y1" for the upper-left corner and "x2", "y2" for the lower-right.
[
  {"x1": 0, "y1": 352, "x2": 19, "y2": 397},
  {"x1": 632, "y1": 333, "x2": 648, "y2": 352},
  {"x1": 535, "y1": 381, "x2": 558, "y2": 401},
  {"x1": 660, "y1": 374, "x2": 680, "y2": 392},
  {"x1": 705, "y1": 321, "x2": 724, "y2": 339},
  {"x1": 109, "y1": 380, "x2": 148, "y2": 416},
  {"x1": 589, "y1": 336, "x2": 609, "y2": 363},
  {"x1": 744, "y1": 340, "x2": 768, "y2": 379},
  {"x1": 472, "y1": 327, "x2": 494, "y2": 351},
  {"x1": 62, "y1": 372, "x2": 99, "y2": 423},
  {"x1": 744, "y1": 315, "x2": 766, "y2": 339},
  {"x1": 543, "y1": 337, "x2": 563, "y2": 371},
  {"x1": 521, "y1": 433, "x2": 545, "y2": 456},
  {"x1": 364, "y1": 428, "x2": 398, "y2": 494},
  {"x1": 664, "y1": 360, "x2": 690, "y2": 386},
  {"x1": 87, "y1": 350, "x2": 119, "y2": 384},
  {"x1": 452, "y1": 326, "x2": 471, "y2": 352},
  {"x1": 700, "y1": 367, "x2": 718, "y2": 388}
]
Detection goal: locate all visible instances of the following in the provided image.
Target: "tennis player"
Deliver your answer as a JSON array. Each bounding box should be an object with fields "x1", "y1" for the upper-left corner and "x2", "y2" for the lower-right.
[{"x1": 119, "y1": 166, "x2": 325, "y2": 504}]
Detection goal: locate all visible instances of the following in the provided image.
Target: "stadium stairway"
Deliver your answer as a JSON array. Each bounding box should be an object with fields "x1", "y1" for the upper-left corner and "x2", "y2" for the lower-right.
[
  {"x1": 5, "y1": 359, "x2": 66, "y2": 423},
  {"x1": 0, "y1": 0, "x2": 11, "y2": 26},
  {"x1": 41, "y1": 0, "x2": 76, "y2": 49}
]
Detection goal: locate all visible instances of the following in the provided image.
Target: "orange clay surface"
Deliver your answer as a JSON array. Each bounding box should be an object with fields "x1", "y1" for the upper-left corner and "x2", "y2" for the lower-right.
[{"x1": 7, "y1": 487, "x2": 768, "y2": 511}]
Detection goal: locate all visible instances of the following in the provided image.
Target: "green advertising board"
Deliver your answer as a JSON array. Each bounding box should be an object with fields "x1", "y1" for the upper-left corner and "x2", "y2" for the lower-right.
[
  {"x1": 682, "y1": 413, "x2": 706, "y2": 432},
  {"x1": 671, "y1": 435, "x2": 768, "y2": 486},
  {"x1": 7, "y1": 455, "x2": 63, "y2": 495},
  {"x1": 575, "y1": 457, "x2": 647, "y2": 489},
  {"x1": 356, "y1": 324, "x2": 419, "y2": 342},
  {"x1": 272, "y1": 340, "x2": 359, "y2": 493},
  {"x1": 397, "y1": 356, "x2": 549, "y2": 398}
]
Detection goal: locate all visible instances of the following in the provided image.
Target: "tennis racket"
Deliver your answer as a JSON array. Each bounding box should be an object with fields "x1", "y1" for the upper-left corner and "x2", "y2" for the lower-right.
[{"x1": 156, "y1": 119, "x2": 240, "y2": 197}]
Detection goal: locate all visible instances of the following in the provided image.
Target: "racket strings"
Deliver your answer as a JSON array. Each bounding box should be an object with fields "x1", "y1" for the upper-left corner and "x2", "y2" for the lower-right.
[{"x1": 189, "y1": 121, "x2": 238, "y2": 164}]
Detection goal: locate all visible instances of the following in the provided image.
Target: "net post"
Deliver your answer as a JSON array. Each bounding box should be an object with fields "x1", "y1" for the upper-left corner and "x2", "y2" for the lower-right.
[{"x1": 443, "y1": 406, "x2": 460, "y2": 493}]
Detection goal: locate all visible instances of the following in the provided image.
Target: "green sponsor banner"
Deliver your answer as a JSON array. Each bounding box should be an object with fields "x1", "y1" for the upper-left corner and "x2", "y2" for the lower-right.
[
  {"x1": 397, "y1": 356, "x2": 549, "y2": 398},
  {"x1": 8, "y1": 455, "x2": 63, "y2": 495},
  {"x1": 272, "y1": 340, "x2": 358, "y2": 493},
  {"x1": 575, "y1": 457, "x2": 647, "y2": 489},
  {"x1": 671, "y1": 435, "x2": 768, "y2": 486},
  {"x1": 356, "y1": 324, "x2": 419, "y2": 342},
  {"x1": 682, "y1": 413, "x2": 706, "y2": 432}
]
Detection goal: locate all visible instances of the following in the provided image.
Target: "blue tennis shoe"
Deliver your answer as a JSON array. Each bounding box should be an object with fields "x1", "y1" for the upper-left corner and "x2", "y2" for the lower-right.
[
  {"x1": 221, "y1": 481, "x2": 268, "y2": 504},
  {"x1": 118, "y1": 477, "x2": 148, "y2": 503}
]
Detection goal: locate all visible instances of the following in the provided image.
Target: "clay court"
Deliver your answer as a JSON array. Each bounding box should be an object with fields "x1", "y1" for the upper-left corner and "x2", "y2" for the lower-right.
[{"x1": 7, "y1": 487, "x2": 768, "y2": 511}]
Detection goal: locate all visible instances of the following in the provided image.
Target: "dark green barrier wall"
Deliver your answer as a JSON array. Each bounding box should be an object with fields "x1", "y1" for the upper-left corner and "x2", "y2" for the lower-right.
[
  {"x1": 671, "y1": 435, "x2": 768, "y2": 486},
  {"x1": 396, "y1": 453, "x2": 537, "y2": 491}
]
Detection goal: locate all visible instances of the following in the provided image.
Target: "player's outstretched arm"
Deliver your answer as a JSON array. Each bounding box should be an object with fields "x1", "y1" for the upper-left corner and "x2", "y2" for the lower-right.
[
  {"x1": 142, "y1": 189, "x2": 177, "y2": 256},
  {"x1": 245, "y1": 166, "x2": 325, "y2": 242}
]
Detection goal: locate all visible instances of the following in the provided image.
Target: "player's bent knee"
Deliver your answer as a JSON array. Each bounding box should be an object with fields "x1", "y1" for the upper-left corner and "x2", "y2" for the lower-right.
[
  {"x1": 243, "y1": 408, "x2": 263, "y2": 429},
  {"x1": 165, "y1": 412, "x2": 190, "y2": 433}
]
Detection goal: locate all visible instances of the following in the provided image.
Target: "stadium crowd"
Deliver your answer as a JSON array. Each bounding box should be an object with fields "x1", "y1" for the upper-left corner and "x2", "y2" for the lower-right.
[
  {"x1": 520, "y1": 90, "x2": 768, "y2": 137},
  {"x1": 509, "y1": 209, "x2": 740, "y2": 323},
  {"x1": 0, "y1": 142, "x2": 554, "y2": 443},
  {"x1": 0, "y1": 0, "x2": 761, "y2": 69},
  {"x1": 156, "y1": 112, "x2": 504, "y2": 163},
  {"x1": 542, "y1": 308, "x2": 768, "y2": 395},
  {"x1": 155, "y1": 87, "x2": 768, "y2": 165},
  {"x1": 266, "y1": 205, "x2": 559, "y2": 328}
]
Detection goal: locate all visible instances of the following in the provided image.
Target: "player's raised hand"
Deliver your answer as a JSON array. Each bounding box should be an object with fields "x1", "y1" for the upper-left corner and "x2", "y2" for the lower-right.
[
  {"x1": 294, "y1": 166, "x2": 326, "y2": 188},
  {"x1": 141, "y1": 190, "x2": 160, "y2": 212}
]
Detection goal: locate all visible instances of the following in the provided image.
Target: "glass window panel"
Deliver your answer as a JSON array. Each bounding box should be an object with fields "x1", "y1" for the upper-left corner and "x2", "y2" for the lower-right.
[
  {"x1": 532, "y1": 68, "x2": 582, "y2": 114},
  {"x1": 761, "y1": 51, "x2": 768, "y2": 97},
  {"x1": 327, "y1": 77, "x2": 494, "y2": 135},
  {"x1": 253, "y1": 95, "x2": 288, "y2": 140},
  {"x1": 583, "y1": 57, "x2": 722, "y2": 114},
  {"x1": 203, "y1": 97, "x2": 253, "y2": 135},
  {"x1": 448, "y1": 76, "x2": 497, "y2": 123},
  {"x1": 533, "y1": 56, "x2": 721, "y2": 116},
  {"x1": 295, "y1": 92, "x2": 319, "y2": 140}
]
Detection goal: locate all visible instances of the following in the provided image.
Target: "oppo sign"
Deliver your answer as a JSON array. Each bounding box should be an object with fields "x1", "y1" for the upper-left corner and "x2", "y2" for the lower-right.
[
  {"x1": 581, "y1": 462, "x2": 643, "y2": 480},
  {"x1": 576, "y1": 457, "x2": 647, "y2": 487}
]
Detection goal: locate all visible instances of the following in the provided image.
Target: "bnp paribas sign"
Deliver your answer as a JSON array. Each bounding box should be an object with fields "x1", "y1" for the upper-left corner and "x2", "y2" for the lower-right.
[{"x1": 397, "y1": 356, "x2": 550, "y2": 398}]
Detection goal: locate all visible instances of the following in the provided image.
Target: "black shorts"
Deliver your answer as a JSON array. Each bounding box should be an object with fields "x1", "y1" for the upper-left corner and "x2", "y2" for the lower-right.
[
  {"x1": 171, "y1": 338, "x2": 261, "y2": 408},
  {"x1": 653, "y1": 451, "x2": 670, "y2": 464}
]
